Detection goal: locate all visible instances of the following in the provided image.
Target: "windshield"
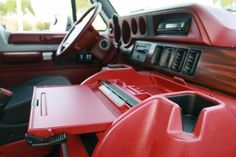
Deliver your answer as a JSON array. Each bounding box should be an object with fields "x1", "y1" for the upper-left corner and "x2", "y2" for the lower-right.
[{"x1": 109, "y1": 0, "x2": 236, "y2": 16}]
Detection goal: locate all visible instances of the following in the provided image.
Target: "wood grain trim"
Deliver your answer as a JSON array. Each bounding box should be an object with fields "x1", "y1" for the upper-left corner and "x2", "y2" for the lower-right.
[
  {"x1": 1, "y1": 52, "x2": 43, "y2": 63},
  {"x1": 128, "y1": 41, "x2": 236, "y2": 96},
  {"x1": 8, "y1": 33, "x2": 65, "y2": 44},
  {"x1": 194, "y1": 48, "x2": 236, "y2": 95}
]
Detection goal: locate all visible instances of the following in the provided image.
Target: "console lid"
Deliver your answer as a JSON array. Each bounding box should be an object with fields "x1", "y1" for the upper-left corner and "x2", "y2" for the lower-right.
[{"x1": 28, "y1": 85, "x2": 116, "y2": 138}]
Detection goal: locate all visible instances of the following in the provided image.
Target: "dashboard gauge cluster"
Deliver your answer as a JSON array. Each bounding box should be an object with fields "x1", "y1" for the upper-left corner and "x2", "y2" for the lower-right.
[
  {"x1": 109, "y1": 15, "x2": 148, "y2": 47},
  {"x1": 120, "y1": 16, "x2": 148, "y2": 46}
]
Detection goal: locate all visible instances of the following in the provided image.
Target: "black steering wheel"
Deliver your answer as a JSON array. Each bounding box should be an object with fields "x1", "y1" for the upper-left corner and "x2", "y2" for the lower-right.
[{"x1": 56, "y1": 2, "x2": 102, "y2": 57}]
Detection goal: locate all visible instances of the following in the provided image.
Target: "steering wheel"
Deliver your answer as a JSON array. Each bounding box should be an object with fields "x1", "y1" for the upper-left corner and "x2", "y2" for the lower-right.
[{"x1": 56, "y1": 2, "x2": 102, "y2": 57}]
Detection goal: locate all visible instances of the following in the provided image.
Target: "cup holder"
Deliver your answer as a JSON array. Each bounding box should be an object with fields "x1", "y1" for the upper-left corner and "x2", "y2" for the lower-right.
[{"x1": 168, "y1": 94, "x2": 218, "y2": 133}]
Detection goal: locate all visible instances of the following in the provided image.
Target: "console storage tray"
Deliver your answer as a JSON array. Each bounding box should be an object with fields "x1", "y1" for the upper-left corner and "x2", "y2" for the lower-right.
[{"x1": 168, "y1": 93, "x2": 218, "y2": 132}]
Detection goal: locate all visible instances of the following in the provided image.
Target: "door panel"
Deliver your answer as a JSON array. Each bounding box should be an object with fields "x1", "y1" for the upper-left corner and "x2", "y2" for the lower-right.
[
  {"x1": 0, "y1": 62, "x2": 102, "y2": 88},
  {"x1": 1, "y1": 52, "x2": 43, "y2": 64},
  {"x1": 0, "y1": 27, "x2": 64, "y2": 52},
  {"x1": 8, "y1": 33, "x2": 65, "y2": 44},
  {"x1": 0, "y1": 31, "x2": 102, "y2": 87}
]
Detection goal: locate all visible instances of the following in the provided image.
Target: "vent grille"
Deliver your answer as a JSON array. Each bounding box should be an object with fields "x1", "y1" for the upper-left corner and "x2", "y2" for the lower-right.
[
  {"x1": 164, "y1": 48, "x2": 173, "y2": 67},
  {"x1": 152, "y1": 46, "x2": 163, "y2": 65},
  {"x1": 182, "y1": 49, "x2": 201, "y2": 75},
  {"x1": 171, "y1": 48, "x2": 188, "y2": 72},
  {"x1": 159, "y1": 47, "x2": 173, "y2": 68}
]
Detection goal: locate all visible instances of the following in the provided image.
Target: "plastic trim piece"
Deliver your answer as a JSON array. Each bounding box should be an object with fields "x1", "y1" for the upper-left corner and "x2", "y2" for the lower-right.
[{"x1": 100, "y1": 80, "x2": 138, "y2": 107}]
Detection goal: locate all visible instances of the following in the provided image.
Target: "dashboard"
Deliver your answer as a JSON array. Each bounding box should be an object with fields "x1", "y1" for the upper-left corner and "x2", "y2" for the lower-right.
[
  {"x1": 109, "y1": 4, "x2": 236, "y2": 47},
  {"x1": 108, "y1": 4, "x2": 236, "y2": 96}
]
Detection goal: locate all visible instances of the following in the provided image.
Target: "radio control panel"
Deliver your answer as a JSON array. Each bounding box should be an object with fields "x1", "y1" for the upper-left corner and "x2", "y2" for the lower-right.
[
  {"x1": 157, "y1": 17, "x2": 192, "y2": 35},
  {"x1": 131, "y1": 41, "x2": 155, "y2": 63}
]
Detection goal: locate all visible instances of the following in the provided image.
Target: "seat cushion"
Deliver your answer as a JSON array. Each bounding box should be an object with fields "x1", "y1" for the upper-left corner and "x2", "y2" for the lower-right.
[{"x1": 1, "y1": 76, "x2": 71, "y2": 124}]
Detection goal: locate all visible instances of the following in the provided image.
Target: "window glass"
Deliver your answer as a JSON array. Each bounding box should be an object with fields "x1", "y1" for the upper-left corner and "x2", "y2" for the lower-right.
[
  {"x1": 109, "y1": 0, "x2": 236, "y2": 16},
  {"x1": 0, "y1": 0, "x2": 107, "y2": 32},
  {"x1": 92, "y1": 15, "x2": 107, "y2": 31},
  {"x1": 76, "y1": 0, "x2": 107, "y2": 30},
  {"x1": 0, "y1": 0, "x2": 73, "y2": 32}
]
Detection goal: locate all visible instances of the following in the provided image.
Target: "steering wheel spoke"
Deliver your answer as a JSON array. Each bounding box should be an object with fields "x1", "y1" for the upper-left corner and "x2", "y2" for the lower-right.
[{"x1": 56, "y1": 3, "x2": 102, "y2": 57}]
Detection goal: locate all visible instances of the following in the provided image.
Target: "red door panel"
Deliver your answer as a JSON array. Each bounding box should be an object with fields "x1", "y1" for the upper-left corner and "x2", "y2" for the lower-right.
[
  {"x1": 1, "y1": 52, "x2": 43, "y2": 64},
  {"x1": 8, "y1": 33, "x2": 66, "y2": 44},
  {"x1": 0, "y1": 30, "x2": 104, "y2": 87},
  {"x1": 0, "y1": 62, "x2": 102, "y2": 88}
]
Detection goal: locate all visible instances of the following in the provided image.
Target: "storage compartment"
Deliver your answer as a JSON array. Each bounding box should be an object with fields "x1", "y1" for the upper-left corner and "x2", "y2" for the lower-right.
[{"x1": 168, "y1": 94, "x2": 218, "y2": 133}]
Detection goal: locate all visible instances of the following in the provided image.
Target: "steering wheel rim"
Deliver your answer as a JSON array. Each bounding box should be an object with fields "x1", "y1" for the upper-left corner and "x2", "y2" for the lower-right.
[{"x1": 56, "y1": 2, "x2": 102, "y2": 57}]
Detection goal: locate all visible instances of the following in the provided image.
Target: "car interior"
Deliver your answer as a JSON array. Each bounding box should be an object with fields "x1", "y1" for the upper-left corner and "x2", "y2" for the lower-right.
[{"x1": 0, "y1": 0, "x2": 236, "y2": 157}]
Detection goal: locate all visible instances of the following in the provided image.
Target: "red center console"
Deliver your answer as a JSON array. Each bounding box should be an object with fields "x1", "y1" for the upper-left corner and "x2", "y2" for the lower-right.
[{"x1": 26, "y1": 64, "x2": 236, "y2": 157}]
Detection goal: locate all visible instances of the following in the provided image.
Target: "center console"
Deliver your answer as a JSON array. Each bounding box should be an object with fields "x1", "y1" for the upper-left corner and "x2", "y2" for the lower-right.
[{"x1": 25, "y1": 65, "x2": 236, "y2": 157}]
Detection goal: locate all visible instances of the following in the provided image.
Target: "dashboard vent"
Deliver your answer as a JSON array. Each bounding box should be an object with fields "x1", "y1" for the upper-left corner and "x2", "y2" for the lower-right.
[
  {"x1": 159, "y1": 47, "x2": 173, "y2": 68},
  {"x1": 171, "y1": 48, "x2": 188, "y2": 72},
  {"x1": 152, "y1": 46, "x2": 163, "y2": 65},
  {"x1": 182, "y1": 49, "x2": 201, "y2": 75},
  {"x1": 165, "y1": 49, "x2": 173, "y2": 67}
]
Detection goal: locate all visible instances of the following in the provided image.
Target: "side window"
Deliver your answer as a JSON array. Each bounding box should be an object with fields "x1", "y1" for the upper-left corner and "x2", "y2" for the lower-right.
[
  {"x1": 76, "y1": 0, "x2": 107, "y2": 31},
  {"x1": 92, "y1": 15, "x2": 107, "y2": 31},
  {"x1": 0, "y1": 0, "x2": 73, "y2": 32}
]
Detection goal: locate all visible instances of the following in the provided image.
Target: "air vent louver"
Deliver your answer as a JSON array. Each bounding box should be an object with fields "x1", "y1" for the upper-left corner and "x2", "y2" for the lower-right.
[
  {"x1": 152, "y1": 46, "x2": 163, "y2": 65},
  {"x1": 165, "y1": 50, "x2": 172, "y2": 67},
  {"x1": 182, "y1": 49, "x2": 201, "y2": 75},
  {"x1": 171, "y1": 48, "x2": 188, "y2": 72},
  {"x1": 159, "y1": 47, "x2": 173, "y2": 68}
]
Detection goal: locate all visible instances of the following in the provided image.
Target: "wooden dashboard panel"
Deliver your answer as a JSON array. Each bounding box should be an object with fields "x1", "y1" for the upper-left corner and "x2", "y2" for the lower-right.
[
  {"x1": 110, "y1": 4, "x2": 236, "y2": 95},
  {"x1": 126, "y1": 41, "x2": 236, "y2": 96},
  {"x1": 194, "y1": 48, "x2": 236, "y2": 95}
]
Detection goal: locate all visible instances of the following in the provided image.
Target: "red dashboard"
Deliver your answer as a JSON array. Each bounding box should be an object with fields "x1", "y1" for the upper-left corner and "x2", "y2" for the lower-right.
[
  {"x1": 106, "y1": 4, "x2": 236, "y2": 96},
  {"x1": 109, "y1": 4, "x2": 236, "y2": 48}
]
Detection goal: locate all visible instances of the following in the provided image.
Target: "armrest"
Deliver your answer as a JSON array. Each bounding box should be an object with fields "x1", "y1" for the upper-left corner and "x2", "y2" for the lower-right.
[{"x1": 0, "y1": 88, "x2": 13, "y2": 115}]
